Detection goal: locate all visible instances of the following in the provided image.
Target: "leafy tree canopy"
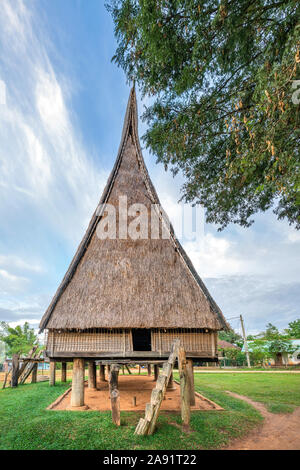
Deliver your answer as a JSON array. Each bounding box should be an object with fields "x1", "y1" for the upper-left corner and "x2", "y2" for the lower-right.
[
  {"x1": 108, "y1": 0, "x2": 300, "y2": 230},
  {"x1": 284, "y1": 318, "x2": 300, "y2": 338},
  {"x1": 0, "y1": 321, "x2": 39, "y2": 357},
  {"x1": 218, "y1": 329, "x2": 243, "y2": 347}
]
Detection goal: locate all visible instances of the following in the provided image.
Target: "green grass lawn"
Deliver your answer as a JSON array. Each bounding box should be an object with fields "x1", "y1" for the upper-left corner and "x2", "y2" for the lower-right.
[
  {"x1": 0, "y1": 372, "x2": 298, "y2": 450},
  {"x1": 190, "y1": 372, "x2": 300, "y2": 414}
]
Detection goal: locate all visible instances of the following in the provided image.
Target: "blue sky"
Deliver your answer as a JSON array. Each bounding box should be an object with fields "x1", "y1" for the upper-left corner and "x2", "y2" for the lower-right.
[{"x1": 0, "y1": 0, "x2": 299, "y2": 338}]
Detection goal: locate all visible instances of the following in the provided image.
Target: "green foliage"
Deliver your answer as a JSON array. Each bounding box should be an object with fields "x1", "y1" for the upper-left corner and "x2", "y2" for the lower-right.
[
  {"x1": 249, "y1": 339, "x2": 272, "y2": 365},
  {"x1": 218, "y1": 329, "x2": 243, "y2": 347},
  {"x1": 268, "y1": 338, "x2": 297, "y2": 356},
  {"x1": 108, "y1": 0, "x2": 300, "y2": 230},
  {"x1": 248, "y1": 336, "x2": 297, "y2": 364},
  {"x1": 284, "y1": 319, "x2": 300, "y2": 338},
  {"x1": 220, "y1": 347, "x2": 247, "y2": 366},
  {"x1": 263, "y1": 322, "x2": 280, "y2": 340},
  {"x1": 0, "y1": 321, "x2": 39, "y2": 356}
]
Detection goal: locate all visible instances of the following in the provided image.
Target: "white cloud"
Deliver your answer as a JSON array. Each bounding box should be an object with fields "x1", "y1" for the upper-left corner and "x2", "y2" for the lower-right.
[
  {"x1": 0, "y1": 254, "x2": 43, "y2": 273},
  {"x1": 0, "y1": 0, "x2": 107, "y2": 246},
  {"x1": 0, "y1": 269, "x2": 27, "y2": 283}
]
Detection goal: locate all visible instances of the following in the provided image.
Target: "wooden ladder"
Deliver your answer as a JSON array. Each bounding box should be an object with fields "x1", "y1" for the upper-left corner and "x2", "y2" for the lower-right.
[{"x1": 135, "y1": 339, "x2": 190, "y2": 435}]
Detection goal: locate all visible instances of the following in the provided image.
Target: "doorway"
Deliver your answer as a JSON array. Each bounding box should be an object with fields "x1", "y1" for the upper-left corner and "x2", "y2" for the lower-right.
[{"x1": 132, "y1": 329, "x2": 152, "y2": 351}]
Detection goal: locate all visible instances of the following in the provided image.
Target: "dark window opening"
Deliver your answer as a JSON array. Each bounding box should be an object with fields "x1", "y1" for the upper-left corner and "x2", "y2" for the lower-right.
[{"x1": 132, "y1": 329, "x2": 152, "y2": 351}]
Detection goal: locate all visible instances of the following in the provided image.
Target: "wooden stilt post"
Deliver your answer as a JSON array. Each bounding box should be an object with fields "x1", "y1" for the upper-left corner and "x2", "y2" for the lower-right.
[
  {"x1": 178, "y1": 347, "x2": 190, "y2": 429},
  {"x1": 61, "y1": 362, "x2": 67, "y2": 382},
  {"x1": 70, "y1": 358, "x2": 87, "y2": 408},
  {"x1": 167, "y1": 371, "x2": 175, "y2": 390},
  {"x1": 147, "y1": 364, "x2": 152, "y2": 376},
  {"x1": 11, "y1": 354, "x2": 19, "y2": 388},
  {"x1": 186, "y1": 359, "x2": 195, "y2": 406},
  {"x1": 31, "y1": 363, "x2": 38, "y2": 383},
  {"x1": 99, "y1": 364, "x2": 106, "y2": 382},
  {"x1": 154, "y1": 364, "x2": 159, "y2": 381},
  {"x1": 49, "y1": 361, "x2": 56, "y2": 386},
  {"x1": 138, "y1": 365, "x2": 141, "y2": 375},
  {"x1": 88, "y1": 361, "x2": 97, "y2": 389},
  {"x1": 109, "y1": 364, "x2": 120, "y2": 426},
  {"x1": 125, "y1": 365, "x2": 132, "y2": 375}
]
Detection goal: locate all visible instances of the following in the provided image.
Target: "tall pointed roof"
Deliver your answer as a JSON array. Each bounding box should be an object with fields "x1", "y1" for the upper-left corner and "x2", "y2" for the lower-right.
[{"x1": 39, "y1": 87, "x2": 228, "y2": 332}]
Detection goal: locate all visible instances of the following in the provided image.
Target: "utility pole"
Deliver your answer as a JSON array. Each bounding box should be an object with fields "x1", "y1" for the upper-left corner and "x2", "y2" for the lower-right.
[{"x1": 240, "y1": 315, "x2": 251, "y2": 368}]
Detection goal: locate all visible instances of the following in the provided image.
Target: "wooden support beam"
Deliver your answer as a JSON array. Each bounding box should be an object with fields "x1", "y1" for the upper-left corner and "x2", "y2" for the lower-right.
[
  {"x1": 88, "y1": 361, "x2": 97, "y2": 389},
  {"x1": 109, "y1": 364, "x2": 120, "y2": 426},
  {"x1": 147, "y1": 364, "x2": 152, "y2": 376},
  {"x1": 61, "y1": 362, "x2": 67, "y2": 382},
  {"x1": 154, "y1": 364, "x2": 159, "y2": 381},
  {"x1": 99, "y1": 364, "x2": 106, "y2": 382},
  {"x1": 178, "y1": 347, "x2": 190, "y2": 429},
  {"x1": 70, "y1": 358, "x2": 86, "y2": 408},
  {"x1": 31, "y1": 363, "x2": 38, "y2": 383},
  {"x1": 125, "y1": 364, "x2": 132, "y2": 375},
  {"x1": 49, "y1": 361, "x2": 56, "y2": 386},
  {"x1": 19, "y1": 350, "x2": 43, "y2": 385},
  {"x1": 17, "y1": 346, "x2": 38, "y2": 378},
  {"x1": 11, "y1": 354, "x2": 19, "y2": 388},
  {"x1": 186, "y1": 359, "x2": 195, "y2": 406},
  {"x1": 2, "y1": 367, "x2": 11, "y2": 389}
]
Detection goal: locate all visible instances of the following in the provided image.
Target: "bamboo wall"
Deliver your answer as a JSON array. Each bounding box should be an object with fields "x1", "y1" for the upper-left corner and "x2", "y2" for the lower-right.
[
  {"x1": 151, "y1": 329, "x2": 217, "y2": 356},
  {"x1": 46, "y1": 328, "x2": 217, "y2": 357}
]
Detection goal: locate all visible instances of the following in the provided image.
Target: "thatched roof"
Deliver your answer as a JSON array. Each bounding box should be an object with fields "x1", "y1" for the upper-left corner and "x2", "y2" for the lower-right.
[{"x1": 39, "y1": 87, "x2": 228, "y2": 332}]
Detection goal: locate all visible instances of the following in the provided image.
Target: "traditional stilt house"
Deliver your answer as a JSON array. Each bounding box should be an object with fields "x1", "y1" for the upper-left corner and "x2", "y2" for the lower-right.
[{"x1": 39, "y1": 88, "x2": 227, "y2": 407}]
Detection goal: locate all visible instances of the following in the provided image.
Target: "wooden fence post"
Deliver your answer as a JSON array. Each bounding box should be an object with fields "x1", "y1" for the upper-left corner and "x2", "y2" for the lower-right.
[
  {"x1": 109, "y1": 365, "x2": 120, "y2": 426},
  {"x1": 178, "y1": 347, "x2": 190, "y2": 429},
  {"x1": 11, "y1": 354, "x2": 19, "y2": 387},
  {"x1": 31, "y1": 363, "x2": 38, "y2": 383},
  {"x1": 186, "y1": 359, "x2": 195, "y2": 405}
]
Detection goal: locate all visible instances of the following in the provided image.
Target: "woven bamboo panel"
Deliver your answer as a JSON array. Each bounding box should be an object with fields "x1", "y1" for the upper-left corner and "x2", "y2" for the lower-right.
[
  {"x1": 152, "y1": 328, "x2": 217, "y2": 357},
  {"x1": 47, "y1": 329, "x2": 133, "y2": 353}
]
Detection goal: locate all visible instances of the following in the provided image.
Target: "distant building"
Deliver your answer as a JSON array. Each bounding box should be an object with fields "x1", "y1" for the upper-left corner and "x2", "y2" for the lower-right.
[{"x1": 244, "y1": 339, "x2": 300, "y2": 366}]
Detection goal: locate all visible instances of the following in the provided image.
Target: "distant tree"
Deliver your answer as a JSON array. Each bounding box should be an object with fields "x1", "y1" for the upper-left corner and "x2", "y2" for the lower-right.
[
  {"x1": 246, "y1": 334, "x2": 258, "y2": 341},
  {"x1": 108, "y1": 0, "x2": 300, "y2": 230},
  {"x1": 284, "y1": 319, "x2": 300, "y2": 338},
  {"x1": 264, "y1": 323, "x2": 280, "y2": 340},
  {"x1": 0, "y1": 322, "x2": 38, "y2": 357},
  {"x1": 249, "y1": 339, "x2": 272, "y2": 366},
  {"x1": 219, "y1": 329, "x2": 243, "y2": 348},
  {"x1": 219, "y1": 347, "x2": 246, "y2": 366}
]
